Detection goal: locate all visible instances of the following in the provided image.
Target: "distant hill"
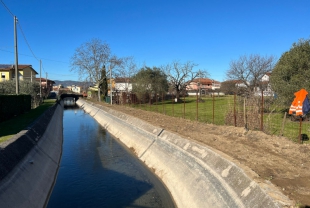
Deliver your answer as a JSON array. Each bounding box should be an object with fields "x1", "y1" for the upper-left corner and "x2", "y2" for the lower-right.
[{"x1": 53, "y1": 80, "x2": 93, "y2": 90}]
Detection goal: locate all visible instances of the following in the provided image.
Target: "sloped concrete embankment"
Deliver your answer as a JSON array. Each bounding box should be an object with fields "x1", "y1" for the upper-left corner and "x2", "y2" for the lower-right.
[
  {"x1": 0, "y1": 102, "x2": 63, "y2": 208},
  {"x1": 77, "y1": 99, "x2": 286, "y2": 208}
]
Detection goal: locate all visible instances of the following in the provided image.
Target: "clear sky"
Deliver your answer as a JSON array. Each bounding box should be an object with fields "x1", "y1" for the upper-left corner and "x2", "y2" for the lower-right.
[{"x1": 1, "y1": 0, "x2": 310, "y2": 82}]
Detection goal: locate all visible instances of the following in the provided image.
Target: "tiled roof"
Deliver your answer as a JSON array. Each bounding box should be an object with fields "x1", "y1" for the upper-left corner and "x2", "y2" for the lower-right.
[
  {"x1": 35, "y1": 78, "x2": 56, "y2": 84},
  {"x1": 0, "y1": 64, "x2": 38, "y2": 74},
  {"x1": 115, "y1": 77, "x2": 131, "y2": 83},
  {"x1": 191, "y1": 78, "x2": 220, "y2": 85},
  {"x1": 0, "y1": 64, "x2": 12, "y2": 69},
  {"x1": 265, "y1": 72, "x2": 272, "y2": 76}
]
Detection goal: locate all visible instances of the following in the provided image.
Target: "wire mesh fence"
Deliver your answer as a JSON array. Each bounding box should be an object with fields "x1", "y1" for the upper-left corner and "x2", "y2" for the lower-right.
[{"x1": 110, "y1": 91, "x2": 309, "y2": 144}]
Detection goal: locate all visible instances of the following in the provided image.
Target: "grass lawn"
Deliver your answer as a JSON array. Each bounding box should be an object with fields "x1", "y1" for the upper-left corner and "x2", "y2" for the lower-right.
[
  {"x1": 265, "y1": 112, "x2": 310, "y2": 143},
  {"x1": 128, "y1": 95, "x2": 309, "y2": 143},
  {"x1": 0, "y1": 99, "x2": 57, "y2": 143},
  {"x1": 131, "y1": 95, "x2": 234, "y2": 125}
]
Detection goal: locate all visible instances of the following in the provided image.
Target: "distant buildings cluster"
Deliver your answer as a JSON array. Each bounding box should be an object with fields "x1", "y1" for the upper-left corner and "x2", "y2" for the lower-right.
[{"x1": 0, "y1": 64, "x2": 273, "y2": 98}]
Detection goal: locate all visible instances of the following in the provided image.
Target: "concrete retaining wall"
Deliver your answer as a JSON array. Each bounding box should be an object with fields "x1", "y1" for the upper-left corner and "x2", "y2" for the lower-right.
[
  {"x1": 0, "y1": 102, "x2": 63, "y2": 208},
  {"x1": 77, "y1": 99, "x2": 284, "y2": 208}
]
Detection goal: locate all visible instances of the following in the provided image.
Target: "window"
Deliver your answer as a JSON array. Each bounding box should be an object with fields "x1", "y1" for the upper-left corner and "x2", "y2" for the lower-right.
[{"x1": 1, "y1": 73, "x2": 5, "y2": 80}]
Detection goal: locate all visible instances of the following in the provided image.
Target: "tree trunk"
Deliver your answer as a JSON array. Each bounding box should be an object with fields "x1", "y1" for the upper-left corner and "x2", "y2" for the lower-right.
[
  {"x1": 175, "y1": 90, "x2": 181, "y2": 102},
  {"x1": 98, "y1": 88, "x2": 101, "y2": 102}
]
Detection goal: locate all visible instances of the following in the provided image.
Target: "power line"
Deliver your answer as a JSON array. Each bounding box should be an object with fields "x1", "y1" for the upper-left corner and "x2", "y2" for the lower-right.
[
  {"x1": 0, "y1": 49, "x2": 69, "y2": 64},
  {"x1": 0, "y1": 0, "x2": 14, "y2": 17},
  {"x1": 41, "y1": 60, "x2": 46, "y2": 73},
  {"x1": 0, "y1": 1, "x2": 74, "y2": 82},
  {"x1": 0, "y1": 0, "x2": 46, "y2": 77},
  {"x1": 0, "y1": 2, "x2": 73, "y2": 79},
  {"x1": 17, "y1": 22, "x2": 39, "y2": 62},
  {"x1": 48, "y1": 73, "x2": 78, "y2": 76}
]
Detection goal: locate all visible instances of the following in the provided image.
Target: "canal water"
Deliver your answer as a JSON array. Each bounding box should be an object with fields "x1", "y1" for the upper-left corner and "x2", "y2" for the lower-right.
[{"x1": 47, "y1": 108, "x2": 175, "y2": 208}]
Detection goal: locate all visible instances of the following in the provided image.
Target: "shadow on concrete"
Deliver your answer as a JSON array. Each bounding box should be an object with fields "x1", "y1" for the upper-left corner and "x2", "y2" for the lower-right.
[{"x1": 47, "y1": 108, "x2": 175, "y2": 208}]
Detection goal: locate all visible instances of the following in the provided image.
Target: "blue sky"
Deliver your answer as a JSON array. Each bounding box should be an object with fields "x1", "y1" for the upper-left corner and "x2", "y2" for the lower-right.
[{"x1": 1, "y1": 0, "x2": 310, "y2": 82}]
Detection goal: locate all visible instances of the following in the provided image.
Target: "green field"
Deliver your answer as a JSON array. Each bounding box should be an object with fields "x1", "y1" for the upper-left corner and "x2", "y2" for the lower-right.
[
  {"x1": 131, "y1": 95, "x2": 233, "y2": 125},
  {"x1": 0, "y1": 99, "x2": 56, "y2": 143},
  {"x1": 128, "y1": 95, "x2": 309, "y2": 144}
]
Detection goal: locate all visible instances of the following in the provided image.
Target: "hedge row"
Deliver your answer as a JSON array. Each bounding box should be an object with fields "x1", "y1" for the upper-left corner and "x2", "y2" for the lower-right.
[{"x1": 0, "y1": 95, "x2": 31, "y2": 123}]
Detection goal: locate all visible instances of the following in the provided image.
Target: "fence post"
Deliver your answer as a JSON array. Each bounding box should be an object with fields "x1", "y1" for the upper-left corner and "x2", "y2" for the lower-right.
[
  {"x1": 162, "y1": 93, "x2": 164, "y2": 114},
  {"x1": 234, "y1": 93, "x2": 236, "y2": 127},
  {"x1": 156, "y1": 93, "x2": 158, "y2": 112},
  {"x1": 261, "y1": 90, "x2": 264, "y2": 131},
  {"x1": 118, "y1": 92, "x2": 120, "y2": 105},
  {"x1": 129, "y1": 93, "x2": 131, "y2": 107},
  {"x1": 149, "y1": 93, "x2": 151, "y2": 111},
  {"x1": 144, "y1": 95, "x2": 146, "y2": 110},
  {"x1": 280, "y1": 112, "x2": 287, "y2": 136},
  {"x1": 244, "y1": 97, "x2": 247, "y2": 130},
  {"x1": 183, "y1": 92, "x2": 186, "y2": 119},
  {"x1": 212, "y1": 93, "x2": 215, "y2": 124},
  {"x1": 196, "y1": 90, "x2": 198, "y2": 121},
  {"x1": 171, "y1": 94, "x2": 173, "y2": 116},
  {"x1": 299, "y1": 117, "x2": 302, "y2": 144}
]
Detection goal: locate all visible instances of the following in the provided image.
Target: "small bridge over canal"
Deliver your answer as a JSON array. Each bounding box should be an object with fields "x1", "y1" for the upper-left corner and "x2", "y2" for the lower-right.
[{"x1": 60, "y1": 93, "x2": 82, "y2": 107}]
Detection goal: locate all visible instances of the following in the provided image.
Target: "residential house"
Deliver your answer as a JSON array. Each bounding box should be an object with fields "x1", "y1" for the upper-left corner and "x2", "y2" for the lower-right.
[
  {"x1": 186, "y1": 78, "x2": 221, "y2": 95},
  {"x1": 0, "y1": 64, "x2": 38, "y2": 82},
  {"x1": 114, "y1": 77, "x2": 132, "y2": 92},
  {"x1": 35, "y1": 78, "x2": 55, "y2": 97},
  {"x1": 71, "y1": 85, "x2": 81, "y2": 93},
  {"x1": 226, "y1": 72, "x2": 274, "y2": 97},
  {"x1": 255, "y1": 72, "x2": 274, "y2": 96},
  {"x1": 233, "y1": 80, "x2": 248, "y2": 88},
  {"x1": 53, "y1": 85, "x2": 60, "y2": 92}
]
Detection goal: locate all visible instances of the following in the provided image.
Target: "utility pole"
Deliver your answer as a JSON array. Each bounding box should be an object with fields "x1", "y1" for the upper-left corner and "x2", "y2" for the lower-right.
[
  {"x1": 40, "y1": 60, "x2": 42, "y2": 98},
  {"x1": 46, "y1": 72, "x2": 48, "y2": 96},
  {"x1": 14, "y1": 16, "x2": 19, "y2": 94}
]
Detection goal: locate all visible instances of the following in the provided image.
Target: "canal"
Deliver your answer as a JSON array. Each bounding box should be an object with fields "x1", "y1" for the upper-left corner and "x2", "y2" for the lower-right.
[{"x1": 47, "y1": 108, "x2": 175, "y2": 208}]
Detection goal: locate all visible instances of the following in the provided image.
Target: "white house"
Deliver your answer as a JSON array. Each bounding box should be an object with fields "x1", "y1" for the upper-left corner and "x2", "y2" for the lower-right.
[
  {"x1": 114, "y1": 78, "x2": 132, "y2": 92},
  {"x1": 71, "y1": 85, "x2": 81, "y2": 93},
  {"x1": 254, "y1": 72, "x2": 274, "y2": 96}
]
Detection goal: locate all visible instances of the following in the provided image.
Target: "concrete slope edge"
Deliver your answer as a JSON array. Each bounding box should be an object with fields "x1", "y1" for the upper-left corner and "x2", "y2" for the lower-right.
[
  {"x1": 0, "y1": 101, "x2": 64, "y2": 208},
  {"x1": 77, "y1": 99, "x2": 290, "y2": 208}
]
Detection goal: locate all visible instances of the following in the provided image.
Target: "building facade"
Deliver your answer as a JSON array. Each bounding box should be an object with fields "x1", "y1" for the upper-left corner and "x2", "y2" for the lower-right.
[
  {"x1": 0, "y1": 64, "x2": 38, "y2": 82},
  {"x1": 186, "y1": 78, "x2": 221, "y2": 95}
]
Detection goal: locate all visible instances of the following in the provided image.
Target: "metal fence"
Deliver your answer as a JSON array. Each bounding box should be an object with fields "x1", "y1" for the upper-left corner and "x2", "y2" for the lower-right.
[{"x1": 108, "y1": 92, "x2": 309, "y2": 144}]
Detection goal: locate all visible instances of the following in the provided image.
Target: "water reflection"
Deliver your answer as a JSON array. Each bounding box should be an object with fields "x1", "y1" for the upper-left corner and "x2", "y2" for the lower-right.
[{"x1": 47, "y1": 109, "x2": 175, "y2": 208}]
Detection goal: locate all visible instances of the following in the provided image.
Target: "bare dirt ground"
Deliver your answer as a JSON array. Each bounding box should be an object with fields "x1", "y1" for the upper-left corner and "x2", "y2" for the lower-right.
[{"x1": 104, "y1": 103, "x2": 310, "y2": 207}]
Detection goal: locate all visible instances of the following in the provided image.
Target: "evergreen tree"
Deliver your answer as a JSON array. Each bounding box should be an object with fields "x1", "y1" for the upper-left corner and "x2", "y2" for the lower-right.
[{"x1": 270, "y1": 38, "x2": 310, "y2": 104}]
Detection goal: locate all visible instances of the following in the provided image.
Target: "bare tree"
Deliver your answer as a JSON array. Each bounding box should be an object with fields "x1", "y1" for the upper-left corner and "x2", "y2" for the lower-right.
[
  {"x1": 114, "y1": 56, "x2": 138, "y2": 94},
  {"x1": 226, "y1": 54, "x2": 275, "y2": 94},
  {"x1": 162, "y1": 61, "x2": 208, "y2": 101},
  {"x1": 220, "y1": 80, "x2": 238, "y2": 95},
  {"x1": 70, "y1": 38, "x2": 121, "y2": 101}
]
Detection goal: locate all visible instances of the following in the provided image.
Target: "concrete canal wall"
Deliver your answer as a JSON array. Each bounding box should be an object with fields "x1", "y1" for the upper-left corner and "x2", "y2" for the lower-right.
[
  {"x1": 77, "y1": 99, "x2": 289, "y2": 208},
  {"x1": 0, "y1": 102, "x2": 63, "y2": 208}
]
